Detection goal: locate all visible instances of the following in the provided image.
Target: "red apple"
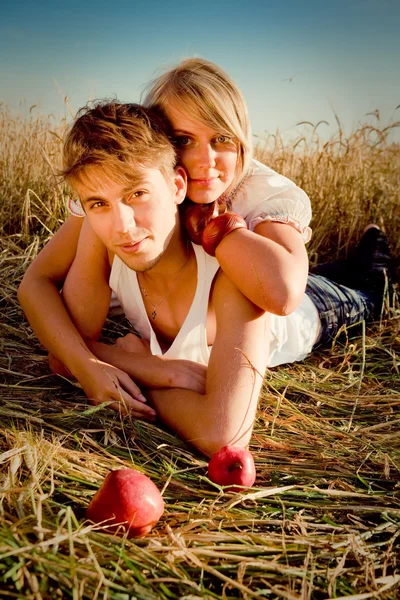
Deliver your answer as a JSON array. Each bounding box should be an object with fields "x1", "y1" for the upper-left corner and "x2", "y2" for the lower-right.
[
  {"x1": 208, "y1": 445, "x2": 256, "y2": 492},
  {"x1": 182, "y1": 200, "x2": 219, "y2": 244},
  {"x1": 86, "y1": 468, "x2": 164, "y2": 537}
]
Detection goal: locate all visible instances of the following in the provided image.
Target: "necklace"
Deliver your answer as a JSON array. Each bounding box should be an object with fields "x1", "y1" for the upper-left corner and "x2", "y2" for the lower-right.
[{"x1": 139, "y1": 240, "x2": 190, "y2": 321}]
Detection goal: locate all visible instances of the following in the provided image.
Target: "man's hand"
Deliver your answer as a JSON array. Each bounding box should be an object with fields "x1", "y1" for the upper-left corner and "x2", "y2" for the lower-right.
[
  {"x1": 147, "y1": 270, "x2": 269, "y2": 457},
  {"x1": 67, "y1": 357, "x2": 157, "y2": 421},
  {"x1": 114, "y1": 333, "x2": 207, "y2": 394},
  {"x1": 114, "y1": 333, "x2": 151, "y2": 353},
  {"x1": 162, "y1": 358, "x2": 207, "y2": 394}
]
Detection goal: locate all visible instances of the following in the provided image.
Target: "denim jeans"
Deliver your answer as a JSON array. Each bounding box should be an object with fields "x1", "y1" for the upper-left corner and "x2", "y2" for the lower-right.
[
  {"x1": 306, "y1": 274, "x2": 377, "y2": 349},
  {"x1": 306, "y1": 227, "x2": 392, "y2": 348}
]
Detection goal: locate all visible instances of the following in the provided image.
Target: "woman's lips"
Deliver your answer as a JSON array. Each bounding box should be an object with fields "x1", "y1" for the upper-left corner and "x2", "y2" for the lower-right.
[{"x1": 189, "y1": 177, "x2": 218, "y2": 188}]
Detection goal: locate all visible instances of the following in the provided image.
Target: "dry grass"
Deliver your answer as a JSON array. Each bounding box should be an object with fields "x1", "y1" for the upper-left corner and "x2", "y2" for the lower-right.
[
  {"x1": 256, "y1": 114, "x2": 400, "y2": 271},
  {"x1": 0, "y1": 106, "x2": 399, "y2": 599}
]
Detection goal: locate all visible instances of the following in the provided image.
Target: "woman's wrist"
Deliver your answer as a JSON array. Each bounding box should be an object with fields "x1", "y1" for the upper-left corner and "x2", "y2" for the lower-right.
[{"x1": 201, "y1": 212, "x2": 248, "y2": 256}]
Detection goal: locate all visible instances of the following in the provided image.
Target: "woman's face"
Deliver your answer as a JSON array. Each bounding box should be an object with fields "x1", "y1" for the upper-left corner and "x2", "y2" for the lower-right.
[{"x1": 165, "y1": 102, "x2": 238, "y2": 204}]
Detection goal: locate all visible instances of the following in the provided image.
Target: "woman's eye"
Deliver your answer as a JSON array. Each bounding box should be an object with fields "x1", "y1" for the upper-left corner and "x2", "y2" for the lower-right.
[{"x1": 174, "y1": 136, "x2": 191, "y2": 147}]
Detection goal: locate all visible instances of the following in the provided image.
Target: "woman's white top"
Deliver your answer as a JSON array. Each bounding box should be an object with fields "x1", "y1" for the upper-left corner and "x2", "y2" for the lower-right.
[
  {"x1": 110, "y1": 243, "x2": 319, "y2": 369},
  {"x1": 268, "y1": 295, "x2": 319, "y2": 367},
  {"x1": 228, "y1": 159, "x2": 312, "y2": 242}
]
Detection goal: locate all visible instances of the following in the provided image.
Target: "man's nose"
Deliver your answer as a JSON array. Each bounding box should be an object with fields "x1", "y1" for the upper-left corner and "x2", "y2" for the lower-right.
[{"x1": 114, "y1": 203, "x2": 135, "y2": 233}]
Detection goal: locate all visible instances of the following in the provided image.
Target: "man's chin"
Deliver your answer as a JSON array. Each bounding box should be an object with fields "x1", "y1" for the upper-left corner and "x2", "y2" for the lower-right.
[{"x1": 117, "y1": 250, "x2": 163, "y2": 273}]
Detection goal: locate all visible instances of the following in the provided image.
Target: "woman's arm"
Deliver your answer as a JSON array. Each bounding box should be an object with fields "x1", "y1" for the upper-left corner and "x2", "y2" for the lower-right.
[
  {"x1": 214, "y1": 221, "x2": 309, "y2": 315},
  {"x1": 146, "y1": 271, "x2": 269, "y2": 457}
]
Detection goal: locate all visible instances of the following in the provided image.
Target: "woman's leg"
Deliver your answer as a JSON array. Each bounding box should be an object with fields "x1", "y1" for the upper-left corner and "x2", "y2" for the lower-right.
[
  {"x1": 307, "y1": 226, "x2": 393, "y2": 348},
  {"x1": 311, "y1": 226, "x2": 393, "y2": 291},
  {"x1": 306, "y1": 274, "x2": 375, "y2": 348}
]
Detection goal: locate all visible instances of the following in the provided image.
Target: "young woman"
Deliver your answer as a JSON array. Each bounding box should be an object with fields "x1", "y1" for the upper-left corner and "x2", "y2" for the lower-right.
[
  {"x1": 143, "y1": 58, "x2": 311, "y2": 316},
  {"x1": 140, "y1": 58, "x2": 392, "y2": 361}
]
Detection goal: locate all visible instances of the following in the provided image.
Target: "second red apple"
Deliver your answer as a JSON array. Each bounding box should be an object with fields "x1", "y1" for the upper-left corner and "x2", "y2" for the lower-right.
[{"x1": 208, "y1": 445, "x2": 256, "y2": 492}]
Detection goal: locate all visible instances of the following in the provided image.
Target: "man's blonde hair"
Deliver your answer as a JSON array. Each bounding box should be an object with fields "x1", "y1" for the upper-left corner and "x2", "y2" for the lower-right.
[
  {"x1": 62, "y1": 102, "x2": 177, "y2": 187},
  {"x1": 143, "y1": 58, "x2": 253, "y2": 197}
]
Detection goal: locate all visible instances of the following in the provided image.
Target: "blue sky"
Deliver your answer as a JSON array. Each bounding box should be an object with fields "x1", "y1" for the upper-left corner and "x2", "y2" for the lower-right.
[{"x1": 1, "y1": 0, "x2": 399, "y2": 141}]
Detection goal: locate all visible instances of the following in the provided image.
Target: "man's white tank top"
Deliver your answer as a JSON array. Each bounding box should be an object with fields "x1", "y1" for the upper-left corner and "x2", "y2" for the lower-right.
[
  {"x1": 109, "y1": 243, "x2": 219, "y2": 365},
  {"x1": 109, "y1": 243, "x2": 320, "y2": 368}
]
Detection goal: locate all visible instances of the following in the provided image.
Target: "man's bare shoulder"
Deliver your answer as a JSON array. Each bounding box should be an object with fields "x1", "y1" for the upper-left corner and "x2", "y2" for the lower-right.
[
  {"x1": 210, "y1": 268, "x2": 265, "y2": 321},
  {"x1": 78, "y1": 219, "x2": 113, "y2": 275}
]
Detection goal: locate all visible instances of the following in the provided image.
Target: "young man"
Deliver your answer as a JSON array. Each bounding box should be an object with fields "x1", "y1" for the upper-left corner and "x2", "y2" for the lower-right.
[{"x1": 19, "y1": 102, "x2": 269, "y2": 457}]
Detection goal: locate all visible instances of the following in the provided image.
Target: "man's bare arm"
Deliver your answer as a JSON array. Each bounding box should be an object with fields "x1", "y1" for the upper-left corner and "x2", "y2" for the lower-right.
[
  {"x1": 146, "y1": 271, "x2": 270, "y2": 456},
  {"x1": 17, "y1": 217, "x2": 156, "y2": 418},
  {"x1": 18, "y1": 216, "x2": 90, "y2": 372}
]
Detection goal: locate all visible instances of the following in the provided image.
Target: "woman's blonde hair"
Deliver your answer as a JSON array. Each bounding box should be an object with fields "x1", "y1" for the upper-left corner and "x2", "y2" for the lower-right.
[{"x1": 143, "y1": 58, "x2": 253, "y2": 196}]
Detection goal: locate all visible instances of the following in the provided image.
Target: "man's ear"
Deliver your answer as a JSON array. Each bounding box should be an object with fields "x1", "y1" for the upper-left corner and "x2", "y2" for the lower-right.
[{"x1": 173, "y1": 166, "x2": 187, "y2": 205}]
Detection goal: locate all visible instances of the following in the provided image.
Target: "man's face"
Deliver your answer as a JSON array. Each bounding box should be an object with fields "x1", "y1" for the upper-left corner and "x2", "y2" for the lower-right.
[{"x1": 73, "y1": 166, "x2": 186, "y2": 272}]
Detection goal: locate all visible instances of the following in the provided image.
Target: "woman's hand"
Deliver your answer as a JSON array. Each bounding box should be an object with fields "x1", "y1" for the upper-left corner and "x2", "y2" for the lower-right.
[{"x1": 181, "y1": 200, "x2": 219, "y2": 244}]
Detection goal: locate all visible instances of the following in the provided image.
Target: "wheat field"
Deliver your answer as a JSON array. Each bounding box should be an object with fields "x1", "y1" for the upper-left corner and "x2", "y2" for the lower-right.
[{"x1": 0, "y1": 106, "x2": 399, "y2": 599}]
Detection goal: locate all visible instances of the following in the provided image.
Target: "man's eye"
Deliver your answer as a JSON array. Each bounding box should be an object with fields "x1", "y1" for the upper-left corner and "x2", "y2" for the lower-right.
[
  {"x1": 126, "y1": 190, "x2": 148, "y2": 203},
  {"x1": 174, "y1": 136, "x2": 191, "y2": 147},
  {"x1": 90, "y1": 201, "x2": 106, "y2": 209}
]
